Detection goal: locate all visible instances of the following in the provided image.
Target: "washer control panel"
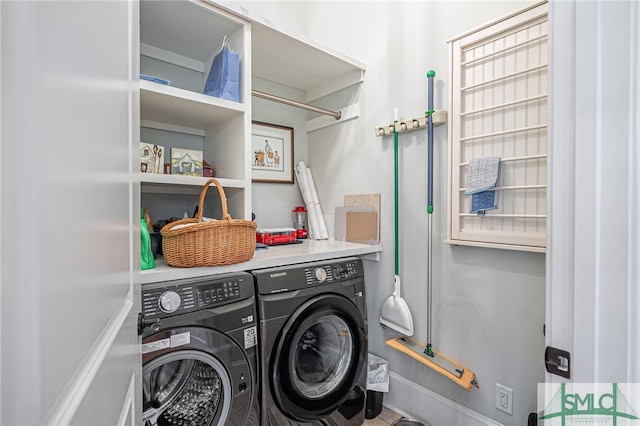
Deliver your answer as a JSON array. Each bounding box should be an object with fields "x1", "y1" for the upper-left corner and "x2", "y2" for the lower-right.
[
  {"x1": 142, "y1": 273, "x2": 250, "y2": 319},
  {"x1": 303, "y1": 259, "x2": 360, "y2": 285},
  {"x1": 196, "y1": 279, "x2": 241, "y2": 305},
  {"x1": 158, "y1": 290, "x2": 181, "y2": 313},
  {"x1": 254, "y1": 257, "x2": 364, "y2": 294},
  {"x1": 331, "y1": 261, "x2": 360, "y2": 280},
  {"x1": 314, "y1": 267, "x2": 328, "y2": 283}
]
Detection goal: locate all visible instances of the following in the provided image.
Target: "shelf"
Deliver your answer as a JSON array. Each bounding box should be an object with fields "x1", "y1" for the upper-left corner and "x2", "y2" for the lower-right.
[
  {"x1": 140, "y1": 173, "x2": 245, "y2": 187},
  {"x1": 140, "y1": 0, "x2": 242, "y2": 65},
  {"x1": 140, "y1": 80, "x2": 245, "y2": 130},
  {"x1": 140, "y1": 175, "x2": 246, "y2": 195},
  {"x1": 216, "y1": 1, "x2": 366, "y2": 101},
  {"x1": 140, "y1": 240, "x2": 382, "y2": 285},
  {"x1": 251, "y1": 24, "x2": 365, "y2": 101}
]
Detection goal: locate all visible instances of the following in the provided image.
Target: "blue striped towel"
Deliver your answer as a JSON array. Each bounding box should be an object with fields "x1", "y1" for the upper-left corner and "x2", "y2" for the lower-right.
[{"x1": 465, "y1": 157, "x2": 501, "y2": 216}]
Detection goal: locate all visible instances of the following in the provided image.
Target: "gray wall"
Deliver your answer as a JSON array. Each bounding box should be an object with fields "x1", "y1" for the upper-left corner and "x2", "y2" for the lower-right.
[
  {"x1": 232, "y1": 1, "x2": 545, "y2": 424},
  {"x1": 251, "y1": 78, "x2": 308, "y2": 229}
]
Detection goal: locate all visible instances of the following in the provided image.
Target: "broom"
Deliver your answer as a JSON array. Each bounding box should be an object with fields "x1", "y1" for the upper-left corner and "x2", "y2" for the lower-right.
[
  {"x1": 380, "y1": 108, "x2": 414, "y2": 337},
  {"x1": 386, "y1": 71, "x2": 478, "y2": 391}
]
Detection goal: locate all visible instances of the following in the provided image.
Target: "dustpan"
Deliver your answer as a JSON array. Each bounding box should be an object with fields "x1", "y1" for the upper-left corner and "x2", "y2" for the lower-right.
[
  {"x1": 386, "y1": 71, "x2": 477, "y2": 391},
  {"x1": 380, "y1": 275, "x2": 413, "y2": 336},
  {"x1": 380, "y1": 108, "x2": 414, "y2": 336}
]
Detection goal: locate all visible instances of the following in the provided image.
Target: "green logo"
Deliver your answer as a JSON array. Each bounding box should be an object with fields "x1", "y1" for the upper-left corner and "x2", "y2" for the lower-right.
[{"x1": 540, "y1": 383, "x2": 639, "y2": 425}]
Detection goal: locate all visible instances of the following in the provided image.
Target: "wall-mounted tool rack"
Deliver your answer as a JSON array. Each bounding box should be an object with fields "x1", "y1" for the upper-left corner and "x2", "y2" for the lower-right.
[{"x1": 374, "y1": 110, "x2": 447, "y2": 137}]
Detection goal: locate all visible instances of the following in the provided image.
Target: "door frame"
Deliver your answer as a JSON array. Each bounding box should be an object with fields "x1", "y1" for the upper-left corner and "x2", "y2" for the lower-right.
[{"x1": 546, "y1": 0, "x2": 640, "y2": 385}]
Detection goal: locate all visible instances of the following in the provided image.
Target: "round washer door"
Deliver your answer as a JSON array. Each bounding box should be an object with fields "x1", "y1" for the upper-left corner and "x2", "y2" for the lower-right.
[
  {"x1": 271, "y1": 294, "x2": 366, "y2": 421},
  {"x1": 142, "y1": 327, "x2": 252, "y2": 426}
]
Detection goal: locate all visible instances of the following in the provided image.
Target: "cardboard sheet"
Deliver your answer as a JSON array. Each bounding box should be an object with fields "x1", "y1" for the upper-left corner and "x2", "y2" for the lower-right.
[
  {"x1": 346, "y1": 211, "x2": 378, "y2": 244},
  {"x1": 335, "y1": 206, "x2": 373, "y2": 241},
  {"x1": 344, "y1": 193, "x2": 381, "y2": 243}
]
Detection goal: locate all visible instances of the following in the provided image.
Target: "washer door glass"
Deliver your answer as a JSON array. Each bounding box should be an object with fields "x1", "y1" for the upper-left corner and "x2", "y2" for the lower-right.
[
  {"x1": 291, "y1": 314, "x2": 353, "y2": 398},
  {"x1": 272, "y1": 294, "x2": 366, "y2": 420},
  {"x1": 143, "y1": 350, "x2": 231, "y2": 426}
]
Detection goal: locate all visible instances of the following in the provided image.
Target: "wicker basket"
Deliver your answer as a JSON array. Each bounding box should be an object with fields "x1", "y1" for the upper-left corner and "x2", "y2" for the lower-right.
[{"x1": 160, "y1": 178, "x2": 257, "y2": 267}]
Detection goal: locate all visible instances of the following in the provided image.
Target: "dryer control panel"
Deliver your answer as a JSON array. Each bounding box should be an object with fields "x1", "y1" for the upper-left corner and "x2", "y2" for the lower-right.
[
  {"x1": 254, "y1": 257, "x2": 363, "y2": 294},
  {"x1": 142, "y1": 273, "x2": 252, "y2": 319},
  {"x1": 304, "y1": 260, "x2": 360, "y2": 285}
]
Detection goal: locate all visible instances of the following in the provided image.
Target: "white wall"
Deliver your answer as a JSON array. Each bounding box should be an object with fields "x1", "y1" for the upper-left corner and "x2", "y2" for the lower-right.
[
  {"x1": 1, "y1": 1, "x2": 140, "y2": 424},
  {"x1": 231, "y1": 1, "x2": 544, "y2": 425},
  {"x1": 307, "y1": 2, "x2": 544, "y2": 425}
]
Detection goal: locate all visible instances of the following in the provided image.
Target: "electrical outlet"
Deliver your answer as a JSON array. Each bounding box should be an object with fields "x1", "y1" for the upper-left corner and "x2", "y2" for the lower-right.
[{"x1": 496, "y1": 383, "x2": 513, "y2": 415}]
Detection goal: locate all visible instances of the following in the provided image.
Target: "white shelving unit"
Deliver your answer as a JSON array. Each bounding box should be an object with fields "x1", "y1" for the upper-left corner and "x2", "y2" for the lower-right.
[
  {"x1": 139, "y1": 0, "x2": 251, "y2": 220},
  {"x1": 139, "y1": 0, "x2": 370, "y2": 283}
]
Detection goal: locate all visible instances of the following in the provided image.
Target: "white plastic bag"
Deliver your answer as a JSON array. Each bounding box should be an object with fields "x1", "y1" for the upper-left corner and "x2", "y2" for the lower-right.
[{"x1": 367, "y1": 353, "x2": 389, "y2": 392}]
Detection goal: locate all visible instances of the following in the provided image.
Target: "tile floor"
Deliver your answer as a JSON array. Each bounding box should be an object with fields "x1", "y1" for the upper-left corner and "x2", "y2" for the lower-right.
[{"x1": 363, "y1": 406, "x2": 403, "y2": 425}]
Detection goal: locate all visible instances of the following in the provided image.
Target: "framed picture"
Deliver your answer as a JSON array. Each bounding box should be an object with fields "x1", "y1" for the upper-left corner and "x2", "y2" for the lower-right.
[
  {"x1": 251, "y1": 121, "x2": 294, "y2": 183},
  {"x1": 170, "y1": 147, "x2": 203, "y2": 176},
  {"x1": 140, "y1": 142, "x2": 165, "y2": 174}
]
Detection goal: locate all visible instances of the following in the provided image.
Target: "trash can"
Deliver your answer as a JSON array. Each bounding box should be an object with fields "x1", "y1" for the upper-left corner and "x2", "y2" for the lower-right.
[{"x1": 366, "y1": 353, "x2": 389, "y2": 419}]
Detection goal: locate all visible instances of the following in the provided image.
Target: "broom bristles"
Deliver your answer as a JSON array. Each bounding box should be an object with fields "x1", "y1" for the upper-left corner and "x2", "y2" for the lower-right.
[{"x1": 386, "y1": 337, "x2": 477, "y2": 391}]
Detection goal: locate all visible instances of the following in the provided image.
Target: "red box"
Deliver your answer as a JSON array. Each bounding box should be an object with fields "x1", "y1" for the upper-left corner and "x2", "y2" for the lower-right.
[{"x1": 256, "y1": 228, "x2": 297, "y2": 245}]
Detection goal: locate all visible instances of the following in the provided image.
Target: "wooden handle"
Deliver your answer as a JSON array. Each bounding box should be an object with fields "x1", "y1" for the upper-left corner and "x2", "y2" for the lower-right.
[
  {"x1": 143, "y1": 208, "x2": 154, "y2": 232},
  {"x1": 197, "y1": 178, "x2": 230, "y2": 221}
]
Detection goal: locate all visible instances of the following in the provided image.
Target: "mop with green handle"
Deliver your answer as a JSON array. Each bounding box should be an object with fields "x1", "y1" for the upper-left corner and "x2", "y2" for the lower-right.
[{"x1": 386, "y1": 70, "x2": 478, "y2": 391}]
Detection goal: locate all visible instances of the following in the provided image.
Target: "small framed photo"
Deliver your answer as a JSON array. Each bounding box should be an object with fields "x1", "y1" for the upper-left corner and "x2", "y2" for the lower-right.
[
  {"x1": 140, "y1": 142, "x2": 165, "y2": 174},
  {"x1": 170, "y1": 148, "x2": 203, "y2": 176},
  {"x1": 251, "y1": 121, "x2": 294, "y2": 183}
]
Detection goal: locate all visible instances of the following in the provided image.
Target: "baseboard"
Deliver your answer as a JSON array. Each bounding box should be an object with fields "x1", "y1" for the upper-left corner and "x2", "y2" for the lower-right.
[{"x1": 383, "y1": 372, "x2": 504, "y2": 426}]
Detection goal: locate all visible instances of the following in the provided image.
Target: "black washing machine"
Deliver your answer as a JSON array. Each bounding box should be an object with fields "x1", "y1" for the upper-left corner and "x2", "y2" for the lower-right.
[
  {"x1": 139, "y1": 272, "x2": 259, "y2": 426},
  {"x1": 252, "y1": 257, "x2": 368, "y2": 425}
]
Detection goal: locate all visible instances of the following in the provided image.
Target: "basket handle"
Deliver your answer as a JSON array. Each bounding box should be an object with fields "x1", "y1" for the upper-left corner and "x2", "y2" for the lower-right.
[{"x1": 197, "y1": 178, "x2": 231, "y2": 221}]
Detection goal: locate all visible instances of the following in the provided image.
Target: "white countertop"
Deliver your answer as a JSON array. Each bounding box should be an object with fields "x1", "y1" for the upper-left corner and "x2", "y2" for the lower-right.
[{"x1": 140, "y1": 239, "x2": 382, "y2": 285}]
